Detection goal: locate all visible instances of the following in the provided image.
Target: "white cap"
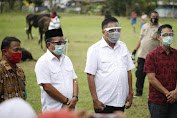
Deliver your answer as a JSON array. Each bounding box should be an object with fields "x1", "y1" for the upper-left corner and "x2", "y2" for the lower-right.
[{"x1": 0, "y1": 98, "x2": 36, "y2": 118}]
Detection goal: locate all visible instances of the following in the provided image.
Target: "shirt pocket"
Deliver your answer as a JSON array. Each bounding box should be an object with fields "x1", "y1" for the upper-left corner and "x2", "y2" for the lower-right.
[
  {"x1": 51, "y1": 68, "x2": 62, "y2": 83},
  {"x1": 100, "y1": 57, "x2": 114, "y2": 73},
  {"x1": 64, "y1": 66, "x2": 73, "y2": 80}
]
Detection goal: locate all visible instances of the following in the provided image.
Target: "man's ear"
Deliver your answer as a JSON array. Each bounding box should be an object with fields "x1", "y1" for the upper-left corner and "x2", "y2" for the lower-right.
[
  {"x1": 102, "y1": 30, "x2": 105, "y2": 34},
  {"x1": 47, "y1": 42, "x2": 50, "y2": 48},
  {"x1": 157, "y1": 34, "x2": 161, "y2": 41},
  {"x1": 2, "y1": 49, "x2": 7, "y2": 56}
]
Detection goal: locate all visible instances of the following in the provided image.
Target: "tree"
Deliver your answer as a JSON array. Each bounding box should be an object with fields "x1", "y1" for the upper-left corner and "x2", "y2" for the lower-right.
[
  {"x1": 0, "y1": 0, "x2": 4, "y2": 13},
  {"x1": 106, "y1": 0, "x2": 158, "y2": 16}
]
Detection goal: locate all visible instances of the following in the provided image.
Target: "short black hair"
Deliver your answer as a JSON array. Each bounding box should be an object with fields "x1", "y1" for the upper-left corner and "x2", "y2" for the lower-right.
[
  {"x1": 157, "y1": 24, "x2": 172, "y2": 35},
  {"x1": 102, "y1": 17, "x2": 118, "y2": 30},
  {"x1": 52, "y1": 11, "x2": 57, "y2": 16},
  {"x1": 149, "y1": 10, "x2": 158, "y2": 17},
  {"x1": 1, "y1": 37, "x2": 21, "y2": 51}
]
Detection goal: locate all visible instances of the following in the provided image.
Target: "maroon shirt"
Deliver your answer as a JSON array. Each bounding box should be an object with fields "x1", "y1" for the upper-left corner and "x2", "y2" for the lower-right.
[{"x1": 144, "y1": 46, "x2": 177, "y2": 105}]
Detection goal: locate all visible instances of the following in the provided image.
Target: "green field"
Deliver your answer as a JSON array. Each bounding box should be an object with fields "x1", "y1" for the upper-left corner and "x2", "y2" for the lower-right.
[{"x1": 0, "y1": 12, "x2": 177, "y2": 118}]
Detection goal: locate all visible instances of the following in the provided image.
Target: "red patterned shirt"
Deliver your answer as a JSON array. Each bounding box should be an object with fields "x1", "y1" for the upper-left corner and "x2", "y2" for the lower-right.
[{"x1": 144, "y1": 46, "x2": 177, "y2": 105}]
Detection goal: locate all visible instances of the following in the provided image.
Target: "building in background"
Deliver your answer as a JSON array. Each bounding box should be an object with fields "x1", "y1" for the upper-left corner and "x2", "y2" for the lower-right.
[{"x1": 155, "y1": 1, "x2": 177, "y2": 18}]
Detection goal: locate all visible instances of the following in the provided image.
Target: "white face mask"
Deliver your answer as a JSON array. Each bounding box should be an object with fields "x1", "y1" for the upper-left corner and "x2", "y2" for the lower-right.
[
  {"x1": 107, "y1": 31, "x2": 120, "y2": 43},
  {"x1": 161, "y1": 36, "x2": 174, "y2": 47}
]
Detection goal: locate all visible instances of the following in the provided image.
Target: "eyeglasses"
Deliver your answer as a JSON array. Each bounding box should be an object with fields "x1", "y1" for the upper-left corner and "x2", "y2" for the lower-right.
[
  {"x1": 161, "y1": 32, "x2": 174, "y2": 37},
  {"x1": 104, "y1": 27, "x2": 122, "y2": 33},
  {"x1": 49, "y1": 40, "x2": 67, "y2": 45}
]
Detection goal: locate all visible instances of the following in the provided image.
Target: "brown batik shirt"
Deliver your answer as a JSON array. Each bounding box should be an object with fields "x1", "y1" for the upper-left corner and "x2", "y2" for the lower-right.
[{"x1": 0, "y1": 60, "x2": 26, "y2": 103}]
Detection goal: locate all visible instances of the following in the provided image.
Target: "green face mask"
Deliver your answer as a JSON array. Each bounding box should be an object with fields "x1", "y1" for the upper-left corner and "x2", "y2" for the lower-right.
[
  {"x1": 53, "y1": 44, "x2": 65, "y2": 55},
  {"x1": 161, "y1": 36, "x2": 174, "y2": 47}
]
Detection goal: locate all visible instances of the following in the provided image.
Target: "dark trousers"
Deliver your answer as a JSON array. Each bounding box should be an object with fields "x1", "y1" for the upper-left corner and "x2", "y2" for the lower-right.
[
  {"x1": 135, "y1": 58, "x2": 146, "y2": 95},
  {"x1": 148, "y1": 102, "x2": 177, "y2": 118},
  {"x1": 95, "y1": 105, "x2": 125, "y2": 113}
]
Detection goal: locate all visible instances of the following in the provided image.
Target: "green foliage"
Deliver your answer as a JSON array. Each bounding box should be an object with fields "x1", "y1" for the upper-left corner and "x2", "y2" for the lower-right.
[
  {"x1": 106, "y1": 0, "x2": 158, "y2": 16},
  {"x1": 0, "y1": 12, "x2": 177, "y2": 117}
]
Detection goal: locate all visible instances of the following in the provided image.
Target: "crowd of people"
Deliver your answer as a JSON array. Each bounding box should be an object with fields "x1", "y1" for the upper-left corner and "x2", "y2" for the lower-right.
[{"x1": 0, "y1": 10, "x2": 177, "y2": 118}]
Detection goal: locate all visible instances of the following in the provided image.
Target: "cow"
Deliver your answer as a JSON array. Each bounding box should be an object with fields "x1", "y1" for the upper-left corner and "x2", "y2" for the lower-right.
[
  {"x1": 21, "y1": 48, "x2": 36, "y2": 61},
  {"x1": 38, "y1": 16, "x2": 51, "y2": 49},
  {"x1": 26, "y1": 14, "x2": 50, "y2": 40}
]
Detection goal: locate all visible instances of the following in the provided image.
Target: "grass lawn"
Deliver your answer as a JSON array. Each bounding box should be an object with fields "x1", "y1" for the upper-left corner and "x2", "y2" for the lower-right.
[{"x1": 0, "y1": 12, "x2": 177, "y2": 118}]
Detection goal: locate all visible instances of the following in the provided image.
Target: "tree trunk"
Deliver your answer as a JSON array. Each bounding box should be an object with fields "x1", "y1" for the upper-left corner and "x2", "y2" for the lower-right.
[
  {"x1": 9, "y1": 0, "x2": 15, "y2": 10},
  {"x1": 0, "y1": 0, "x2": 4, "y2": 14},
  {"x1": 125, "y1": 0, "x2": 131, "y2": 18}
]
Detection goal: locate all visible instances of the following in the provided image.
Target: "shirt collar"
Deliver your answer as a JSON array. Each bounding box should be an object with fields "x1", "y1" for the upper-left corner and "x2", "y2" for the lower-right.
[
  {"x1": 46, "y1": 49, "x2": 65, "y2": 61},
  {"x1": 100, "y1": 37, "x2": 120, "y2": 49},
  {"x1": 158, "y1": 46, "x2": 174, "y2": 54},
  {"x1": 0, "y1": 60, "x2": 18, "y2": 71}
]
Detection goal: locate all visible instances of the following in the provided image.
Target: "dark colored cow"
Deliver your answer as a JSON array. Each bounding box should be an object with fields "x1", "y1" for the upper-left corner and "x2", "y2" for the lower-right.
[
  {"x1": 26, "y1": 14, "x2": 50, "y2": 49},
  {"x1": 21, "y1": 48, "x2": 36, "y2": 61},
  {"x1": 38, "y1": 16, "x2": 51, "y2": 49},
  {"x1": 26, "y1": 14, "x2": 50, "y2": 39}
]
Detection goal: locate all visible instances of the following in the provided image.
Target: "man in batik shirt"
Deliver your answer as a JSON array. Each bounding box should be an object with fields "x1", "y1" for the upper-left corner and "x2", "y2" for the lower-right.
[{"x1": 0, "y1": 37, "x2": 26, "y2": 103}]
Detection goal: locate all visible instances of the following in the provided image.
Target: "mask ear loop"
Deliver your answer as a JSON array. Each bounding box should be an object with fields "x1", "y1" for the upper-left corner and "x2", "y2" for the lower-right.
[
  {"x1": 1, "y1": 49, "x2": 9, "y2": 61},
  {"x1": 1, "y1": 49, "x2": 6, "y2": 61}
]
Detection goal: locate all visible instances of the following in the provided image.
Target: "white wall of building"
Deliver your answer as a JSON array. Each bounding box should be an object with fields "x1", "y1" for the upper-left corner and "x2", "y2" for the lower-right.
[
  {"x1": 155, "y1": 8, "x2": 177, "y2": 18},
  {"x1": 44, "y1": 0, "x2": 70, "y2": 8}
]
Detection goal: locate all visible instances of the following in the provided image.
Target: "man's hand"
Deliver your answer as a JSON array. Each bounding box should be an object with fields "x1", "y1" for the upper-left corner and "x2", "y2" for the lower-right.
[
  {"x1": 125, "y1": 94, "x2": 133, "y2": 109},
  {"x1": 131, "y1": 50, "x2": 136, "y2": 63},
  {"x1": 93, "y1": 99, "x2": 105, "y2": 112},
  {"x1": 166, "y1": 90, "x2": 177, "y2": 104},
  {"x1": 67, "y1": 97, "x2": 78, "y2": 110}
]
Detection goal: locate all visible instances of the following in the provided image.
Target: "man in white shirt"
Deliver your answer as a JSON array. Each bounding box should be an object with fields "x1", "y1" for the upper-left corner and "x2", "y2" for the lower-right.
[
  {"x1": 35, "y1": 28, "x2": 78, "y2": 112},
  {"x1": 85, "y1": 17, "x2": 135, "y2": 113}
]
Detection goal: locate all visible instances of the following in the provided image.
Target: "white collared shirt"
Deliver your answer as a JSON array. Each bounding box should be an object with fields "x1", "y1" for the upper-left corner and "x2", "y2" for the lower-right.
[
  {"x1": 85, "y1": 37, "x2": 135, "y2": 107},
  {"x1": 35, "y1": 50, "x2": 77, "y2": 112}
]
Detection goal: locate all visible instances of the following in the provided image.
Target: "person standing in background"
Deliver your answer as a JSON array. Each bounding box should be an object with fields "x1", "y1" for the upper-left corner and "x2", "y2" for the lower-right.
[
  {"x1": 132, "y1": 11, "x2": 160, "y2": 97},
  {"x1": 131, "y1": 11, "x2": 137, "y2": 33},
  {"x1": 140, "y1": 12, "x2": 147, "y2": 28},
  {"x1": 48, "y1": 11, "x2": 60, "y2": 30}
]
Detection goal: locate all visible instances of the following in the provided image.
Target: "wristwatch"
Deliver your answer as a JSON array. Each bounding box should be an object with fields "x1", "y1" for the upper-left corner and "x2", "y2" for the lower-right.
[
  {"x1": 73, "y1": 96, "x2": 79, "y2": 101},
  {"x1": 63, "y1": 98, "x2": 69, "y2": 105}
]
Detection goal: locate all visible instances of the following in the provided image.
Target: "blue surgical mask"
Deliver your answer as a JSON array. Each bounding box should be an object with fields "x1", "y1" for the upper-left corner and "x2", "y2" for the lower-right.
[
  {"x1": 161, "y1": 36, "x2": 173, "y2": 47},
  {"x1": 53, "y1": 45, "x2": 65, "y2": 55},
  {"x1": 107, "y1": 31, "x2": 120, "y2": 43}
]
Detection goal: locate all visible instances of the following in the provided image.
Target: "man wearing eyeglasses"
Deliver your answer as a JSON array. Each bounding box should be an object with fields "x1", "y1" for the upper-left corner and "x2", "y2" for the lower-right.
[
  {"x1": 85, "y1": 17, "x2": 135, "y2": 113},
  {"x1": 35, "y1": 28, "x2": 78, "y2": 112},
  {"x1": 144, "y1": 24, "x2": 177, "y2": 118}
]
